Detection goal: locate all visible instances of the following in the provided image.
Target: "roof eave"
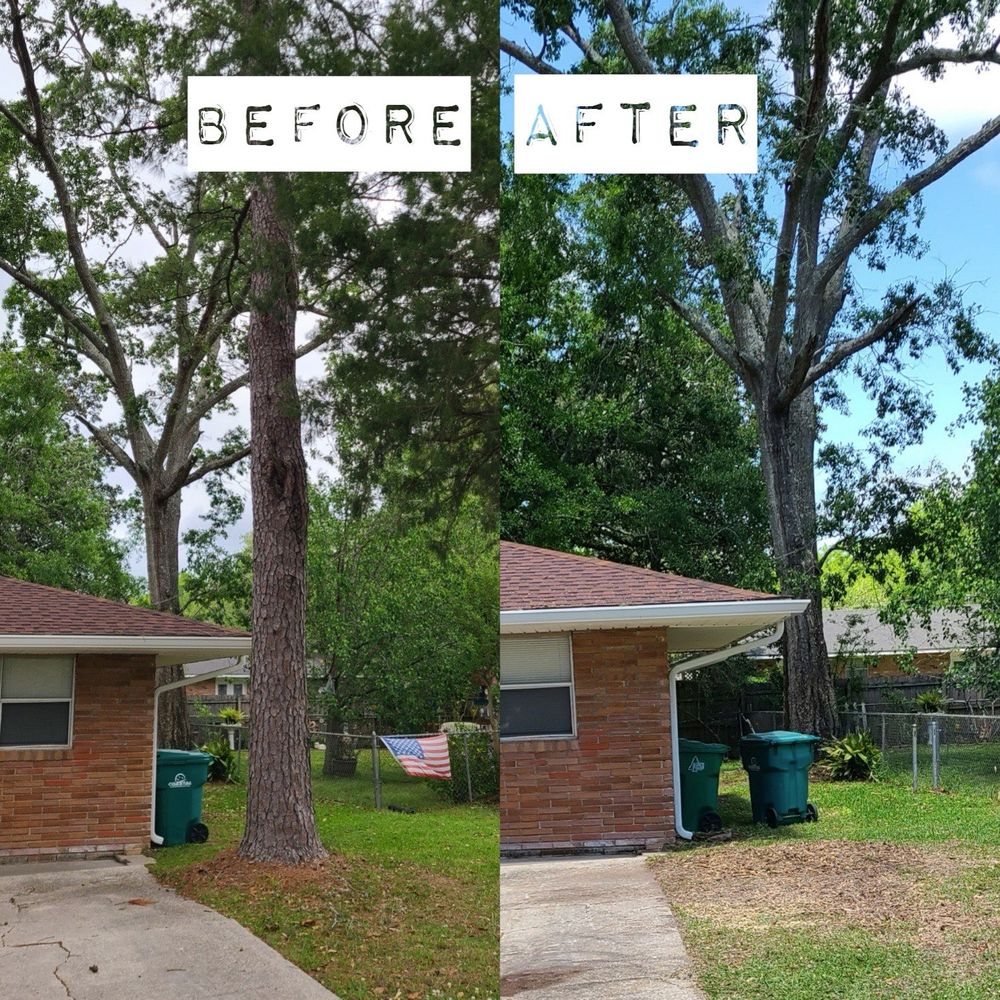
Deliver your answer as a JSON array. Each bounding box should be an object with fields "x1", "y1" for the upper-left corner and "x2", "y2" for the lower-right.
[
  {"x1": 0, "y1": 634, "x2": 252, "y2": 666},
  {"x1": 499, "y1": 598, "x2": 810, "y2": 635}
]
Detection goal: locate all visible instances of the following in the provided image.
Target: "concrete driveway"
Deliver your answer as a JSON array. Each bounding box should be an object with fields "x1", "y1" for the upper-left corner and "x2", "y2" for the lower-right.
[
  {"x1": 500, "y1": 854, "x2": 705, "y2": 1000},
  {"x1": 0, "y1": 858, "x2": 339, "y2": 1000}
]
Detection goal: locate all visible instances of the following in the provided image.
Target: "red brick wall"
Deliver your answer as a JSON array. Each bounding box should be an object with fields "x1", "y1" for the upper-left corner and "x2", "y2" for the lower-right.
[
  {"x1": 186, "y1": 679, "x2": 219, "y2": 698},
  {"x1": 500, "y1": 628, "x2": 673, "y2": 853},
  {"x1": 0, "y1": 654, "x2": 155, "y2": 861}
]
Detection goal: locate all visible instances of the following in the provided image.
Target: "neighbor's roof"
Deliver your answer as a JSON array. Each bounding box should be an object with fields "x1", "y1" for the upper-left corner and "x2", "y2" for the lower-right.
[
  {"x1": 501, "y1": 541, "x2": 775, "y2": 611},
  {"x1": 823, "y1": 608, "x2": 972, "y2": 655},
  {"x1": 500, "y1": 542, "x2": 808, "y2": 647},
  {"x1": 0, "y1": 575, "x2": 250, "y2": 666}
]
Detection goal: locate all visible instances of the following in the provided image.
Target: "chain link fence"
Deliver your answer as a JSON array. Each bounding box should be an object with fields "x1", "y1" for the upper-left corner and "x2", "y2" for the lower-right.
[
  {"x1": 187, "y1": 722, "x2": 498, "y2": 805},
  {"x1": 745, "y1": 709, "x2": 1000, "y2": 796}
]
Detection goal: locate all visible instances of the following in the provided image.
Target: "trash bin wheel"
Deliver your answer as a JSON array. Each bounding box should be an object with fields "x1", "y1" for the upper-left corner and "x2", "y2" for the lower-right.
[
  {"x1": 187, "y1": 822, "x2": 209, "y2": 844},
  {"x1": 805, "y1": 803, "x2": 819, "y2": 823},
  {"x1": 764, "y1": 806, "x2": 779, "y2": 829},
  {"x1": 698, "y1": 810, "x2": 723, "y2": 834}
]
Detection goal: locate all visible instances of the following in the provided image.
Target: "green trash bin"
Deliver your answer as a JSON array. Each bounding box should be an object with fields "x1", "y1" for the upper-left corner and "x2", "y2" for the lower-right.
[
  {"x1": 740, "y1": 731, "x2": 821, "y2": 828},
  {"x1": 154, "y1": 749, "x2": 213, "y2": 846},
  {"x1": 677, "y1": 738, "x2": 729, "y2": 834}
]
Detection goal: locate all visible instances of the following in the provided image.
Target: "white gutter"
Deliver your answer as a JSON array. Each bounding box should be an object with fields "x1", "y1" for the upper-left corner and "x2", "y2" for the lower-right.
[
  {"x1": 150, "y1": 659, "x2": 246, "y2": 846},
  {"x1": 500, "y1": 598, "x2": 809, "y2": 634},
  {"x1": 669, "y1": 621, "x2": 791, "y2": 842}
]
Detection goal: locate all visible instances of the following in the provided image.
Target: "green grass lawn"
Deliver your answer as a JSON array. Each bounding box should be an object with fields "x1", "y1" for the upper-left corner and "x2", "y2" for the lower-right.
[
  {"x1": 651, "y1": 763, "x2": 1000, "y2": 1000},
  {"x1": 152, "y1": 749, "x2": 498, "y2": 1000}
]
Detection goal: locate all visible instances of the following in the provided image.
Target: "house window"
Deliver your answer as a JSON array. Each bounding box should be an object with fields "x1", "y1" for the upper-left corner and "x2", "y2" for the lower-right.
[
  {"x1": 0, "y1": 656, "x2": 75, "y2": 748},
  {"x1": 217, "y1": 682, "x2": 228, "y2": 696},
  {"x1": 500, "y1": 634, "x2": 575, "y2": 739},
  {"x1": 232, "y1": 683, "x2": 244, "y2": 698}
]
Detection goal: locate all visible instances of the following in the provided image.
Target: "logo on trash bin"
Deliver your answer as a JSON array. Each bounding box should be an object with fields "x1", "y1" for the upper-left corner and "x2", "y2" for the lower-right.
[
  {"x1": 167, "y1": 772, "x2": 192, "y2": 788},
  {"x1": 747, "y1": 755, "x2": 760, "y2": 772},
  {"x1": 688, "y1": 756, "x2": 705, "y2": 773}
]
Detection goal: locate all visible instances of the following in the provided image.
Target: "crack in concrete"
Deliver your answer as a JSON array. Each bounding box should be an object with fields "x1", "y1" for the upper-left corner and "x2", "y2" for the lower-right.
[{"x1": 0, "y1": 893, "x2": 79, "y2": 999}]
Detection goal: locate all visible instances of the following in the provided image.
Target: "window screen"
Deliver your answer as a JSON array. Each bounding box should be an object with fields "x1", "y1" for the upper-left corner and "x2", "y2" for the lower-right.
[
  {"x1": 0, "y1": 656, "x2": 74, "y2": 748},
  {"x1": 500, "y1": 635, "x2": 575, "y2": 739}
]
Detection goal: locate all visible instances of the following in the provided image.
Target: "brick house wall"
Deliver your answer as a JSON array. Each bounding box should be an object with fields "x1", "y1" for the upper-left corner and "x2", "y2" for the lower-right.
[
  {"x1": 833, "y1": 651, "x2": 951, "y2": 679},
  {"x1": 500, "y1": 627, "x2": 673, "y2": 854},
  {"x1": 0, "y1": 654, "x2": 155, "y2": 861}
]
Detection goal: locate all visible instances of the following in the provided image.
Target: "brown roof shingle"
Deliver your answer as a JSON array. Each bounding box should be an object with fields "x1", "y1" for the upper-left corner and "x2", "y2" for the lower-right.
[
  {"x1": 0, "y1": 575, "x2": 249, "y2": 638},
  {"x1": 501, "y1": 541, "x2": 775, "y2": 612}
]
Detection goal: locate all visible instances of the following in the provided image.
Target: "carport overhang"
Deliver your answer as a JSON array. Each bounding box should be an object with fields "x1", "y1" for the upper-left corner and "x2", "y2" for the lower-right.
[
  {"x1": 500, "y1": 596, "x2": 811, "y2": 844},
  {"x1": 0, "y1": 635, "x2": 252, "y2": 666}
]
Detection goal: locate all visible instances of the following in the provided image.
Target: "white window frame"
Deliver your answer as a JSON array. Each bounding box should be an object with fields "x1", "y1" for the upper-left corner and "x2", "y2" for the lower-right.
[
  {"x1": 216, "y1": 681, "x2": 229, "y2": 697},
  {"x1": 500, "y1": 633, "x2": 577, "y2": 742},
  {"x1": 0, "y1": 655, "x2": 76, "y2": 751}
]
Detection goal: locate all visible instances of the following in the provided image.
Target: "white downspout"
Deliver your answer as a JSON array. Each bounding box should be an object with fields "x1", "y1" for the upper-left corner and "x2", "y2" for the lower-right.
[
  {"x1": 150, "y1": 659, "x2": 246, "y2": 846},
  {"x1": 669, "y1": 622, "x2": 787, "y2": 841}
]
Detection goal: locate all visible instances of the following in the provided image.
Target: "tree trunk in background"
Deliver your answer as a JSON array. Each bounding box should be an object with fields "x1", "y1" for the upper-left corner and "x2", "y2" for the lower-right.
[
  {"x1": 237, "y1": 173, "x2": 326, "y2": 863},
  {"x1": 755, "y1": 387, "x2": 838, "y2": 736},
  {"x1": 322, "y1": 699, "x2": 347, "y2": 776},
  {"x1": 145, "y1": 489, "x2": 193, "y2": 748}
]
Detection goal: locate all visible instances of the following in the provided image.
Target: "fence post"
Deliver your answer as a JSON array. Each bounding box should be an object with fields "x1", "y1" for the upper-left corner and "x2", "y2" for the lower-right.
[
  {"x1": 881, "y1": 713, "x2": 886, "y2": 754},
  {"x1": 371, "y1": 731, "x2": 382, "y2": 810},
  {"x1": 462, "y1": 731, "x2": 473, "y2": 803},
  {"x1": 860, "y1": 702, "x2": 867, "y2": 731},
  {"x1": 911, "y1": 722, "x2": 918, "y2": 792},
  {"x1": 931, "y1": 716, "x2": 941, "y2": 790}
]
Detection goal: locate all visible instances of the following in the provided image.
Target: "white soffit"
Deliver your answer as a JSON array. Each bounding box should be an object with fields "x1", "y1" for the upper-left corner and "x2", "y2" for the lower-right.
[
  {"x1": 499, "y1": 599, "x2": 810, "y2": 643},
  {"x1": 0, "y1": 635, "x2": 252, "y2": 667}
]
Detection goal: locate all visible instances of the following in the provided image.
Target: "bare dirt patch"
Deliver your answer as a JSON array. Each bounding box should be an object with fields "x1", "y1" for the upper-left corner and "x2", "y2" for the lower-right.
[{"x1": 651, "y1": 839, "x2": 1000, "y2": 966}]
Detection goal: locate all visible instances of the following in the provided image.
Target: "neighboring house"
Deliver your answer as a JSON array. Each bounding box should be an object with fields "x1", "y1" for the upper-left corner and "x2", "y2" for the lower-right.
[
  {"x1": 185, "y1": 657, "x2": 251, "y2": 698},
  {"x1": 755, "y1": 608, "x2": 973, "y2": 679},
  {"x1": 499, "y1": 541, "x2": 807, "y2": 855},
  {"x1": 0, "y1": 575, "x2": 250, "y2": 862}
]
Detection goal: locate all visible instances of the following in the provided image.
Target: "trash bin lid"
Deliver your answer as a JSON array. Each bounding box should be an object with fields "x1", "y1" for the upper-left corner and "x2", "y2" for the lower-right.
[
  {"x1": 678, "y1": 737, "x2": 729, "y2": 754},
  {"x1": 156, "y1": 749, "x2": 213, "y2": 765},
  {"x1": 741, "y1": 730, "x2": 821, "y2": 745}
]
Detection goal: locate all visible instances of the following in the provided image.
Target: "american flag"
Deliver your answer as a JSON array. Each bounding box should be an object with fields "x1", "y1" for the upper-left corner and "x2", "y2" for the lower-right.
[{"x1": 380, "y1": 734, "x2": 452, "y2": 780}]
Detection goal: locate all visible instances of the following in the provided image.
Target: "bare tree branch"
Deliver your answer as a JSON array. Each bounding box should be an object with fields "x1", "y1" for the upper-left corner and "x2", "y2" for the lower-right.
[
  {"x1": 791, "y1": 296, "x2": 922, "y2": 399},
  {"x1": 603, "y1": 0, "x2": 657, "y2": 74},
  {"x1": 661, "y1": 294, "x2": 740, "y2": 375},
  {"x1": 499, "y1": 36, "x2": 559, "y2": 74},
  {"x1": 814, "y1": 113, "x2": 1000, "y2": 295},
  {"x1": 74, "y1": 413, "x2": 139, "y2": 479}
]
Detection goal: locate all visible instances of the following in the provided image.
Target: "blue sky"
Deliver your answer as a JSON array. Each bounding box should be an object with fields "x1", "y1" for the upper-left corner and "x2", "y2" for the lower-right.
[{"x1": 500, "y1": 4, "x2": 1000, "y2": 491}]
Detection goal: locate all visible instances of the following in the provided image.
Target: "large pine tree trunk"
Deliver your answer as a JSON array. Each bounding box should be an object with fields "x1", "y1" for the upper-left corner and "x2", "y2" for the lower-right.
[
  {"x1": 144, "y1": 489, "x2": 193, "y2": 748},
  {"x1": 756, "y1": 387, "x2": 838, "y2": 736},
  {"x1": 237, "y1": 173, "x2": 326, "y2": 863}
]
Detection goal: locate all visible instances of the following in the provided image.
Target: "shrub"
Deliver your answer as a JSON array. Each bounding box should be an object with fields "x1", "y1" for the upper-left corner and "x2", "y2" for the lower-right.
[
  {"x1": 914, "y1": 689, "x2": 947, "y2": 713},
  {"x1": 217, "y1": 707, "x2": 246, "y2": 725},
  {"x1": 433, "y1": 731, "x2": 499, "y2": 803},
  {"x1": 200, "y1": 736, "x2": 241, "y2": 783},
  {"x1": 820, "y1": 730, "x2": 882, "y2": 781}
]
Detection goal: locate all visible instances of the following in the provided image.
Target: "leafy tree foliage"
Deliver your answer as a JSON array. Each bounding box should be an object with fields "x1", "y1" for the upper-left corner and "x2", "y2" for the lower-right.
[
  {"x1": 184, "y1": 485, "x2": 498, "y2": 739},
  {"x1": 307, "y1": 486, "x2": 498, "y2": 740},
  {"x1": 0, "y1": 348, "x2": 135, "y2": 599},
  {"x1": 502, "y1": 0, "x2": 1000, "y2": 733},
  {"x1": 310, "y1": 0, "x2": 499, "y2": 521},
  {"x1": 502, "y1": 166, "x2": 773, "y2": 589}
]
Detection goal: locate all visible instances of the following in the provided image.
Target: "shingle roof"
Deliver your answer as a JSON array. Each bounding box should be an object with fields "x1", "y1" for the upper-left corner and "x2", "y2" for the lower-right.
[
  {"x1": 823, "y1": 608, "x2": 971, "y2": 654},
  {"x1": 0, "y1": 575, "x2": 250, "y2": 638},
  {"x1": 500, "y1": 541, "x2": 777, "y2": 612}
]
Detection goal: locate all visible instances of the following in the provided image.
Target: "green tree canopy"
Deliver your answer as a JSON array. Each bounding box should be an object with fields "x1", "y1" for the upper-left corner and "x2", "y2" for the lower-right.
[
  {"x1": 0, "y1": 347, "x2": 135, "y2": 599},
  {"x1": 502, "y1": 166, "x2": 773, "y2": 590}
]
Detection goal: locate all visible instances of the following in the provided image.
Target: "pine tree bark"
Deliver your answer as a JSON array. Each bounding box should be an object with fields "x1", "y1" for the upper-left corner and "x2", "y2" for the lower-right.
[{"x1": 237, "y1": 173, "x2": 326, "y2": 863}]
